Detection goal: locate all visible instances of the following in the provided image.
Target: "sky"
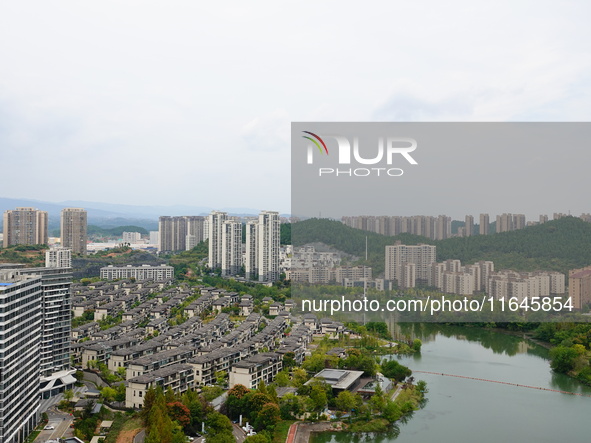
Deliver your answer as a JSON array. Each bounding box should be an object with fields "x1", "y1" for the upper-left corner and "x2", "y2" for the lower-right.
[{"x1": 1, "y1": 1, "x2": 591, "y2": 218}]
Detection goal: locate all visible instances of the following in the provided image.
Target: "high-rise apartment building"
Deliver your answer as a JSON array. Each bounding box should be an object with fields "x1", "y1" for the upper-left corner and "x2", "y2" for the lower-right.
[
  {"x1": 513, "y1": 214, "x2": 526, "y2": 230},
  {"x1": 0, "y1": 270, "x2": 43, "y2": 442},
  {"x1": 46, "y1": 247, "x2": 72, "y2": 268},
  {"x1": 496, "y1": 213, "x2": 526, "y2": 233},
  {"x1": 245, "y1": 221, "x2": 258, "y2": 280},
  {"x1": 434, "y1": 215, "x2": 451, "y2": 240},
  {"x1": 158, "y1": 216, "x2": 188, "y2": 252},
  {"x1": 16, "y1": 259, "x2": 74, "y2": 398},
  {"x1": 122, "y1": 231, "x2": 142, "y2": 243},
  {"x1": 221, "y1": 221, "x2": 243, "y2": 276},
  {"x1": 256, "y1": 211, "x2": 281, "y2": 282},
  {"x1": 479, "y1": 213, "x2": 489, "y2": 235},
  {"x1": 100, "y1": 264, "x2": 174, "y2": 281},
  {"x1": 342, "y1": 215, "x2": 451, "y2": 240},
  {"x1": 185, "y1": 216, "x2": 207, "y2": 250},
  {"x1": 207, "y1": 210, "x2": 280, "y2": 281},
  {"x1": 208, "y1": 211, "x2": 228, "y2": 270},
  {"x1": 569, "y1": 266, "x2": 591, "y2": 310},
  {"x1": 149, "y1": 231, "x2": 159, "y2": 245},
  {"x1": 3, "y1": 207, "x2": 48, "y2": 247},
  {"x1": 385, "y1": 243, "x2": 436, "y2": 288},
  {"x1": 159, "y1": 215, "x2": 209, "y2": 252},
  {"x1": 60, "y1": 208, "x2": 87, "y2": 254},
  {"x1": 465, "y1": 215, "x2": 474, "y2": 237}
]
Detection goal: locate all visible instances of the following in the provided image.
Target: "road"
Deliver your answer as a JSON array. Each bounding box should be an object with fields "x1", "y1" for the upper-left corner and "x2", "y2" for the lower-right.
[
  {"x1": 233, "y1": 423, "x2": 246, "y2": 443},
  {"x1": 33, "y1": 405, "x2": 74, "y2": 442}
]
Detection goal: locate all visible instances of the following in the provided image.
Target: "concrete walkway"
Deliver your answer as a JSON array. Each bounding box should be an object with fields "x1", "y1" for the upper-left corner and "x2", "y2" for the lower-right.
[
  {"x1": 290, "y1": 422, "x2": 339, "y2": 443},
  {"x1": 39, "y1": 386, "x2": 88, "y2": 413}
]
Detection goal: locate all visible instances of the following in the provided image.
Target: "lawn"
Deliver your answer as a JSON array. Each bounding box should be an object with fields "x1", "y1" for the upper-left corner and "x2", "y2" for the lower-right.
[
  {"x1": 273, "y1": 420, "x2": 296, "y2": 443},
  {"x1": 103, "y1": 414, "x2": 143, "y2": 443}
]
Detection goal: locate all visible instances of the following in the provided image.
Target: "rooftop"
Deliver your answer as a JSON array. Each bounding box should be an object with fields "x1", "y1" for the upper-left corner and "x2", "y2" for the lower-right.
[{"x1": 306, "y1": 369, "x2": 364, "y2": 390}]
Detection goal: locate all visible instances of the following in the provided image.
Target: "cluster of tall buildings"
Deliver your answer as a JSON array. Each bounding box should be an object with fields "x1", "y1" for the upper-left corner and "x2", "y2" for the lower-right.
[
  {"x1": 2, "y1": 207, "x2": 48, "y2": 246},
  {"x1": 493, "y1": 213, "x2": 527, "y2": 233},
  {"x1": 569, "y1": 266, "x2": 591, "y2": 310},
  {"x1": 344, "y1": 212, "x2": 591, "y2": 240},
  {"x1": 286, "y1": 265, "x2": 372, "y2": 285},
  {"x1": 208, "y1": 210, "x2": 281, "y2": 282},
  {"x1": 384, "y1": 243, "x2": 566, "y2": 299},
  {"x1": 385, "y1": 243, "x2": 437, "y2": 288},
  {"x1": 157, "y1": 210, "x2": 282, "y2": 282},
  {"x1": 487, "y1": 269, "x2": 565, "y2": 301},
  {"x1": 2, "y1": 206, "x2": 87, "y2": 254},
  {"x1": 342, "y1": 215, "x2": 452, "y2": 240},
  {"x1": 158, "y1": 215, "x2": 208, "y2": 252},
  {"x1": 0, "y1": 250, "x2": 73, "y2": 442}
]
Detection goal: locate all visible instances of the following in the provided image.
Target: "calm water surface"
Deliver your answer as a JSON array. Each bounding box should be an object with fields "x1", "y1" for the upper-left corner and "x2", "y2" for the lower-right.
[{"x1": 312, "y1": 325, "x2": 591, "y2": 443}]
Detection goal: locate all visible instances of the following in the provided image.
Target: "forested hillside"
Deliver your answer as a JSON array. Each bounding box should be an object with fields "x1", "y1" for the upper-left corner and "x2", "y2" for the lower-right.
[{"x1": 290, "y1": 217, "x2": 591, "y2": 276}]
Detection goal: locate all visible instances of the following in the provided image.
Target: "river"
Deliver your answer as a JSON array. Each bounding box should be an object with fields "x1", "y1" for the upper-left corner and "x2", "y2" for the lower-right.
[{"x1": 312, "y1": 324, "x2": 591, "y2": 443}]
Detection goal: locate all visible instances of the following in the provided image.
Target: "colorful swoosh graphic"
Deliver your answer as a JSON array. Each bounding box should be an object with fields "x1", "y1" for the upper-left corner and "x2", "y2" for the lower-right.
[{"x1": 302, "y1": 131, "x2": 328, "y2": 155}]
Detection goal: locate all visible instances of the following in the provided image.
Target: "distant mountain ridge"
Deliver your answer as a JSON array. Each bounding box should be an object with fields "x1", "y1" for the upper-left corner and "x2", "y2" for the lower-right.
[
  {"x1": 292, "y1": 216, "x2": 591, "y2": 276},
  {"x1": 0, "y1": 197, "x2": 287, "y2": 230}
]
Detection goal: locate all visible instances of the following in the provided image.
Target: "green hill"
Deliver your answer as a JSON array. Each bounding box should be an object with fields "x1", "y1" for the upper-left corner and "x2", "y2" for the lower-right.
[{"x1": 291, "y1": 216, "x2": 591, "y2": 277}]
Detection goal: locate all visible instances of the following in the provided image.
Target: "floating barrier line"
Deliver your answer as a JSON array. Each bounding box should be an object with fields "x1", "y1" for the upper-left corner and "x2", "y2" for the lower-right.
[{"x1": 413, "y1": 370, "x2": 591, "y2": 398}]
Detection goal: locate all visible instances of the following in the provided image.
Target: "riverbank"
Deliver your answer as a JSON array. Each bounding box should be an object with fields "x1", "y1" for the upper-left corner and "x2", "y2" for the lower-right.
[
  {"x1": 489, "y1": 327, "x2": 553, "y2": 350},
  {"x1": 303, "y1": 383, "x2": 426, "y2": 442},
  {"x1": 311, "y1": 329, "x2": 591, "y2": 443}
]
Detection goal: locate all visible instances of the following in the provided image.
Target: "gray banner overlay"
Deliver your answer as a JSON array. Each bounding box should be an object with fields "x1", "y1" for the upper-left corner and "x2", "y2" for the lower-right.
[{"x1": 291, "y1": 123, "x2": 591, "y2": 323}]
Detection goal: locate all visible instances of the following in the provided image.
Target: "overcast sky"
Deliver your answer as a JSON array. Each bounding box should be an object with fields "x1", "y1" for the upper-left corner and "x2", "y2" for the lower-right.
[{"x1": 1, "y1": 1, "x2": 590, "y2": 218}]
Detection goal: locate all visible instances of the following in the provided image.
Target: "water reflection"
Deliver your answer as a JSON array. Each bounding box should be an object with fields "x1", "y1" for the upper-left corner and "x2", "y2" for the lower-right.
[
  {"x1": 312, "y1": 325, "x2": 591, "y2": 443},
  {"x1": 393, "y1": 323, "x2": 549, "y2": 358}
]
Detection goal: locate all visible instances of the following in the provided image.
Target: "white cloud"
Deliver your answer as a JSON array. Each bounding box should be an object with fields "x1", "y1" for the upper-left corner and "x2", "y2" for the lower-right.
[
  {"x1": 241, "y1": 109, "x2": 291, "y2": 152},
  {"x1": 0, "y1": 0, "x2": 590, "y2": 215}
]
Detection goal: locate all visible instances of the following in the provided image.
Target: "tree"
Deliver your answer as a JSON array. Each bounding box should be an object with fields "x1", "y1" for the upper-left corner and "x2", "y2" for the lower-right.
[
  {"x1": 275, "y1": 370, "x2": 290, "y2": 387},
  {"x1": 412, "y1": 339, "x2": 422, "y2": 352},
  {"x1": 167, "y1": 401, "x2": 191, "y2": 428},
  {"x1": 382, "y1": 400, "x2": 402, "y2": 423},
  {"x1": 416, "y1": 380, "x2": 428, "y2": 394},
  {"x1": 244, "y1": 392, "x2": 274, "y2": 417},
  {"x1": 292, "y1": 368, "x2": 309, "y2": 387},
  {"x1": 279, "y1": 393, "x2": 303, "y2": 420},
  {"x1": 302, "y1": 353, "x2": 327, "y2": 373},
  {"x1": 181, "y1": 390, "x2": 206, "y2": 435},
  {"x1": 254, "y1": 403, "x2": 281, "y2": 431},
  {"x1": 228, "y1": 384, "x2": 250, "y2": 399},
  {"x1": 282, "y1": 352, "x2": 297, "y2": 369},
  {"x1": 215, "y1": 370, "x2": 228, "y2": 386},
  {"x1": 309, "y1": 384, "x2": 328, "y2": 412},
  {"x1": 335, "y1": 390, "x2": 361, "y2": 414},
  {"x1": 366, "y1": 322, "x2": 390, "y2": 338},
  {"x1": 144, "y1": 427, "x2": 163, "y2": 443},
  {"x1": 115, "y1": 383, "x2": 126, "y2": 402},
  {"x1": 244, "y1": 434, "x2": 272, "y2": 443},
  {"x1": 206, "y1": 433, "x2": 235, "y2": 443},
  {"x1": 381, "y1": 359, "x2": 412, "y2": 382},
  {"x1": 142, "y1": 387, "x2": 158, "y2": 424},
  {"x1": 63, "y1": 389, "x2": 74, "y2": 402},
  {"x1": 117, "y1": 367, "x2": 127, "y2": 379},
  {"x1": 550, "y1": 346, "x2": 579, "y2": 373},
  {"x1": 165, "y1": 386, "x2": 177, "y2": 403},
  {"x1": 206, "y1": 411, "x2": 233, "y2": 435},
  {"x1": 100, "y1": 387, "x2": 117, "y2": 403}
]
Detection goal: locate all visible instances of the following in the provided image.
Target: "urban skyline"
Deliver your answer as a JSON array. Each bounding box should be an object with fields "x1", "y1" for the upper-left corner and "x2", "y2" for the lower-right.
[{"x1": 2, "y1": 1, "x2": 591, "y2": 442}]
